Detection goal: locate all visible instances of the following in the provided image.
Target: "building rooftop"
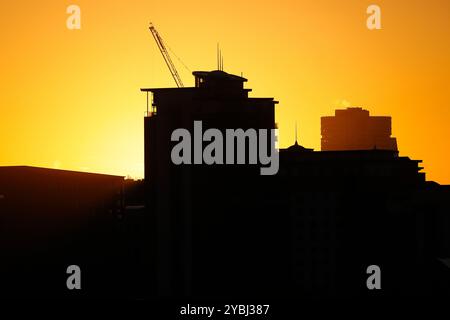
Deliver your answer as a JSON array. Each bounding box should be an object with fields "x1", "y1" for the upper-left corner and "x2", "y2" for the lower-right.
[
  {"x1": 0, "y1": 166, "x2": 124, "y2": 179},
  {"x1": 192, "y1": 70, "x2": 247, "y2": 82},
  {"x1": 141, "y1": 70, "x2": 248, "y2": 92}
]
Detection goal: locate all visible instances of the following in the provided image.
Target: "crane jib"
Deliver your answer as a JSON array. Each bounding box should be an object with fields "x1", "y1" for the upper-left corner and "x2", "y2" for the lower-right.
[{"x1": 149, "y1": 23, "x2": 185, "y2": 88}]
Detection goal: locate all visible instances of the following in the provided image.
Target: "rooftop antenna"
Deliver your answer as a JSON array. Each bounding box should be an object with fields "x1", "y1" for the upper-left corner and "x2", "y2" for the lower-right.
[
  {"x1": 295, "y1": 122, "x2": 299, "y2": 145},
  {"x1": 216, "y1": 44, "x2": 224, "y2": 71}
]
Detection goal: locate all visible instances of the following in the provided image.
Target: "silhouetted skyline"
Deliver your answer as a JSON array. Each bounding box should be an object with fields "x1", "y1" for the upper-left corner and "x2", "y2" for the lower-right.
[{"x1": 1, "y1": 68, "x2": 449, "y2": 300}]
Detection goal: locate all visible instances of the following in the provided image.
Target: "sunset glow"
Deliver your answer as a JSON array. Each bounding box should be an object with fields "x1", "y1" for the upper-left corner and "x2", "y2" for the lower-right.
[{"x1": 1, "y1": 0, "x2": 449, "y2": 182}]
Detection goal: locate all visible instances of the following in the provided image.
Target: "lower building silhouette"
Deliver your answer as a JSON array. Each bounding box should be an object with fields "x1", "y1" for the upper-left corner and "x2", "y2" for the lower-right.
[{"x1": 0, "y1": 166, "x2": 144, "y2": 298}]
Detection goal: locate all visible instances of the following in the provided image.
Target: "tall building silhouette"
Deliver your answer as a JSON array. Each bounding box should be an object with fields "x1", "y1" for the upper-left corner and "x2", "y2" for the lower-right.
[
  {"x1": 321, "y1": 107, "x2": 398, "y2": 151},
  {"x1": 141, "y1": 70, "x2": 280, "y2": 298}
]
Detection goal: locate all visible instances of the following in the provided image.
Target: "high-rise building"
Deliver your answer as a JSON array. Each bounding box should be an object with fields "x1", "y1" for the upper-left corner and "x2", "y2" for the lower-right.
[
  {"x1": 141, "y1": 70, "x2": 280, "y2": 298},
  {"x1": 321, "y1": 107, "x2": 398, "y2": 151}
]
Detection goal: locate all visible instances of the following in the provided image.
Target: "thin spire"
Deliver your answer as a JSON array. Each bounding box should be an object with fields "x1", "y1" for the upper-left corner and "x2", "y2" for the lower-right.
[
  {"x1": 216, "y1": 44, "x2": 224, "y2": 71},
  {"x1": 217, "y1": 43, "x2": 223, "y2": 70},
  {"x1": 295, "y1": 122, "x2": 298, "y2": 145},
  {"x1": 217, "y1": 45, "x2": 222, "y2": 71}
]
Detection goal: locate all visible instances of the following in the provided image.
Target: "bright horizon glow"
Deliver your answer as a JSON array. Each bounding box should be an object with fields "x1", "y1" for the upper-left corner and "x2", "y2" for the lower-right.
[{"x1": 1, "y1": 0, "x2": 449, "y2": 183}]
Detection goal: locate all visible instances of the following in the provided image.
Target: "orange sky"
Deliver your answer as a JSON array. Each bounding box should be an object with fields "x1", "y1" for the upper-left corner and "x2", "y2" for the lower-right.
[{"x1": 1, "y1": 0, "x2": 449, "y2": 183}]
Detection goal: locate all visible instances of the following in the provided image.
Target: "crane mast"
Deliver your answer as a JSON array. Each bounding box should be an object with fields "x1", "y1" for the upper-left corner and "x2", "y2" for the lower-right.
[{"x1": 149, "y1": 23, "x2": 184, "y2": 88}]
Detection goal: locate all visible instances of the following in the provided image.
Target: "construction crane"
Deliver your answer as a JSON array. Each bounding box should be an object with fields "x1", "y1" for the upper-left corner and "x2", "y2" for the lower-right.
[{"x1": 149, "y1": 23, "x2": 184, "y2": 88}]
